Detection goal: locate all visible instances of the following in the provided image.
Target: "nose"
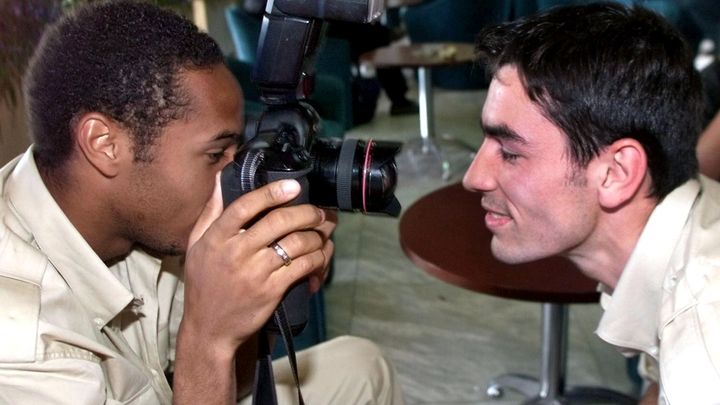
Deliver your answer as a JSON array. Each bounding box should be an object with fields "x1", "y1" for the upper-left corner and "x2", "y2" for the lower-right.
[{"x1": 462, "y1": 139, "x2": 497, "y2": 193}]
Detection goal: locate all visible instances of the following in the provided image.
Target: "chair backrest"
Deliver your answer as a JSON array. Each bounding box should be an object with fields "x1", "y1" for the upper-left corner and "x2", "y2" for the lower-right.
[
  {"x1": 523, "y1": 0, "x2": 704, "y2": 55},
  {"x1": 225, "y1": 4, "x2": 262, "y2": 63},
  {"x1": 403, "y1": 0, "x2": 511, "y2": 89},
  {"x1": 405, "y1": 0, "x2": 511, "y2": 43}
]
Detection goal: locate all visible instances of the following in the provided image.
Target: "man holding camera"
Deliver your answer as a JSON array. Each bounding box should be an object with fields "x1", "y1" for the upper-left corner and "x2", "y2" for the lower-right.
[
  {"x1": 0, "y1": 1, "x2": 403, "y2": 404},
  {"x1": 465, "y1": 3, "x2": 720, "y2": 403}
]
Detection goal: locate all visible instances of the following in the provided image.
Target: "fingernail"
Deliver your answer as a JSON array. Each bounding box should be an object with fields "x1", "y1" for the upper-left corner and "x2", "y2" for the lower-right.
[{"x1": 280, "y1": 179, "x2": 301, "y2": 196}]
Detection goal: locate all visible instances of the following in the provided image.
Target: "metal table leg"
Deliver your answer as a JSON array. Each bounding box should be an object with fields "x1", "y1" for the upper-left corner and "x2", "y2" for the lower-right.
[
  {"x1": 486, "y1": 303, "x2": 636, "y2": 404},
  {"x1": 400, "y1": 66, "x2": 476, "y2": 181},
  {"x1": 418, "y1": 66, "x2": 435, "y2": 141}
]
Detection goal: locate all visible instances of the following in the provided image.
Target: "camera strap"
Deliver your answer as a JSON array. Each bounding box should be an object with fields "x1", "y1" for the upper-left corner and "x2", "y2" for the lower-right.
[{"x1": 252, "y1": 302, "x2": 305, "y2": 405}]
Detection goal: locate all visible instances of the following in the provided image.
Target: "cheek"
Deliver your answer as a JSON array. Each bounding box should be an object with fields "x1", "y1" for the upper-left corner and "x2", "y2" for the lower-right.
[
  {"x1": 537, "y1": 185, "x2": 596, "y2": 235},
  {"x1": 154, "y1": 174, "x2": 213, "y2": 222},
  {"x1": 181, "y1": 173, "x2": 215, "y2": 210},
  {"x1": 502, "y1": 170, "x2": 581, "y2": 223},
  {"x1": 195, "y1": 178, "x2": 216, "y2": 209},
  {"x1": 500, "y1": 171, "x2": 551, "y2": 211}
]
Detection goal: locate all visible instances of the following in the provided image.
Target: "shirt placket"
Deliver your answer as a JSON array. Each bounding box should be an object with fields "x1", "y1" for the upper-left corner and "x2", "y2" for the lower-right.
[{"x1": 109, "y1": 256, "x2": 174, "y2": 403}]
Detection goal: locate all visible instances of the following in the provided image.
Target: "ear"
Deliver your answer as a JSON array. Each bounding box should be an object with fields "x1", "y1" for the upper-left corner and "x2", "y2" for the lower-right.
[
  {"x1": 75, "y1": 113, "x2": 129, "y2": 178},
  {"x1": 594, "y1": 139, "x2": 649, "y2": 209}
]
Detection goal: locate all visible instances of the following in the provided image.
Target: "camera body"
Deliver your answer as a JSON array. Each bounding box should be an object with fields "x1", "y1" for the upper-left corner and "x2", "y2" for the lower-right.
[{"x1": 220, "y1": 0, "x2": 400, "y2": 335}]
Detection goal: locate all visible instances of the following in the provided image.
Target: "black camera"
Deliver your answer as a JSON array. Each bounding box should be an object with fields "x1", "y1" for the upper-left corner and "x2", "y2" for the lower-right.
[
  {"x1": 220, "y1": 0, "x2": 399, "y2": 335},
  {"x1": 221, "y1": 103, "x2": 401, "y2": 217}
]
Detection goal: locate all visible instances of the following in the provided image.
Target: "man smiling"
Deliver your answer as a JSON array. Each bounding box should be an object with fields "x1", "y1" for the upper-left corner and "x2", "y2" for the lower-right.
[{"x1": 465, "y1": 3, "x2": 719, "y2": 404}]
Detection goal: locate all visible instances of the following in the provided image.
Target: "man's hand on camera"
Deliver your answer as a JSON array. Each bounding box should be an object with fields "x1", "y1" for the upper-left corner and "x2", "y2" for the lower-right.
[
  {"x1": 179, "y1": 175, "x2": 329, "y2": 358},
  {"x1": 309, "y1": 208, "x2": 336, "y2": 293}
]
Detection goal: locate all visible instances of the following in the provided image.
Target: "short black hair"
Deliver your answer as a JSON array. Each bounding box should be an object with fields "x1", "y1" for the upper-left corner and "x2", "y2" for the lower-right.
[
  {"x1": 24, "y1": 0, "x2": 225, "y2": 169},
  {"x1": 476, "y1": 2, "x2": 703, "y2": 199}
]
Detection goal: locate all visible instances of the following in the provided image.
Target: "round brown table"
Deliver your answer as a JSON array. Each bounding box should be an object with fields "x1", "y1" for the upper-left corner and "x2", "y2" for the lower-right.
[
  {"x1": 399, "y1": 183, "x2": 636, "y2": 404},
  {"x1": 360, "y1": 43, "x2": 476, "y2": 180}
]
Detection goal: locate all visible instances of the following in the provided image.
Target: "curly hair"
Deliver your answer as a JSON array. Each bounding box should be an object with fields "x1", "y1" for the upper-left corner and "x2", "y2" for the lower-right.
[
  {"x1": 476, "y1": 2, "x2": 703, "y2": 199},
  {"x1": 23, "y1": 0, "x2": 224, "y2": 169}
]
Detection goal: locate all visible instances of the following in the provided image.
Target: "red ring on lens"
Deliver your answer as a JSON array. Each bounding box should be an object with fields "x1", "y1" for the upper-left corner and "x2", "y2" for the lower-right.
[{"x1": 362, "y1": 139, "x2": 374, "y2": 214}]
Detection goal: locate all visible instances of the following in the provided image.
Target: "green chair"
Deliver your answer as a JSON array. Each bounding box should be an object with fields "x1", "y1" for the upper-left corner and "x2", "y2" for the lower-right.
[{"x1": 520, "y1": 0, "x2": 705, "y2": 55}]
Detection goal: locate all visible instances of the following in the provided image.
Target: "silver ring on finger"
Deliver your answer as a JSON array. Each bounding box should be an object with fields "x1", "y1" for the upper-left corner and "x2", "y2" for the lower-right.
[{"x1": 270, "y1": 242, "x2": 293, "y2": 267}]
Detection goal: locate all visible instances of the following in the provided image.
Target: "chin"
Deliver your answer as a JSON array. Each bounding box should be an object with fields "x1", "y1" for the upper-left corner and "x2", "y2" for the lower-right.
[
  {"x1": 490, "y1": 240, "x2": 547, "y2": 264},
  {"x1": 138, "y1": 241, "x2": 186, "y2": 258}
]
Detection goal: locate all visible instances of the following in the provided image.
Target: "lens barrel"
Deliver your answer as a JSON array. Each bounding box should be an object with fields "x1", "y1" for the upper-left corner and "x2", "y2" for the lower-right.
[{"x1": 309, "y1": 138, "x2": 401, "y2": 216}]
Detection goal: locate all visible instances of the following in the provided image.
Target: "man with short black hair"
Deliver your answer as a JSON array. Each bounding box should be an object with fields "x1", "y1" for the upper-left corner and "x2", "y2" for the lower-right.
[{"x1": 466, "y1": 3, "x2": 719, "y2": 403}]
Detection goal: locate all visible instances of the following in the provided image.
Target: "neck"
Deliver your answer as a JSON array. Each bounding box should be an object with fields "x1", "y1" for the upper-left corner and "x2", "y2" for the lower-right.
[
  {"x1": 40, "y1": 162, "x2": 133, "y2": 263},
  {"x1": 565, "y1": 196, "x2": 657, "y2": 291}
]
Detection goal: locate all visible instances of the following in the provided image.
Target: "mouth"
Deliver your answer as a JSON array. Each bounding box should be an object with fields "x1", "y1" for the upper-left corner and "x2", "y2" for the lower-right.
[{"x1": 482, "y1": 200, "x2": 512, "y2": 230}]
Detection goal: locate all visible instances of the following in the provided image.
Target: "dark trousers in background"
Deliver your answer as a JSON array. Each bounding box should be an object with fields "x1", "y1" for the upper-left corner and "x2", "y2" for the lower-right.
[{"x1": 326, "y1": 21, "x2": 409, "y2": 106}]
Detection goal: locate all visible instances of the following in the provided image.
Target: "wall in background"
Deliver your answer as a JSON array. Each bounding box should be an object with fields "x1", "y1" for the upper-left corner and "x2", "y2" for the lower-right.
[{"x1": 0, "y1": 84, "x2": 31, "y2": 166}]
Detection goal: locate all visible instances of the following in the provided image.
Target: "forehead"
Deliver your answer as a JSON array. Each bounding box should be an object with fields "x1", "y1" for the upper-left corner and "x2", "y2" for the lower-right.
[
  {"x1": 482, "y1": 65, "x2": 566, "y2": 149},
  {"x1": 149, "y1": 65, "x2": 244, "y2": 155},
  {"x1": 181, "y1": 65, "x2": 243, "y2": 120},
  {"x1": 166, "y1": 65, "x2": 244, "y2": 140}
]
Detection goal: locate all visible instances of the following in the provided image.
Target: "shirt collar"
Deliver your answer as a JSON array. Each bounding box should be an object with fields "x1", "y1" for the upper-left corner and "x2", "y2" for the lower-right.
[
  {"x1": 596, "y1": 178, "x2": 700, "y2": 356},
  {"x1": 4, "y1": 148, "x2": 147, "y2": 327}
]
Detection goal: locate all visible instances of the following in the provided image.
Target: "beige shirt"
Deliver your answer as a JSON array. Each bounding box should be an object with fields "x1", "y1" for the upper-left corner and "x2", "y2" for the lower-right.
[
  {"x1": 596, "y1": 176, "x2": 720, "y2": 404},
  {"x1": 0, "y1": 148, "x2": 183, "y2": 404}
]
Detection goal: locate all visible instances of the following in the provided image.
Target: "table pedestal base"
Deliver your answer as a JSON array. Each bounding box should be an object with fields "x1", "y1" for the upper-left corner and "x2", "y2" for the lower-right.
[
  {"x1": 397, "y1": 66, "x2": 475, "y2": 181},
  {"x1": 397, "y1": 136, "x2": 475, "y2": 181},
  {"x1": 486, "y1": 304, "x2": 636, "y2": 405}
]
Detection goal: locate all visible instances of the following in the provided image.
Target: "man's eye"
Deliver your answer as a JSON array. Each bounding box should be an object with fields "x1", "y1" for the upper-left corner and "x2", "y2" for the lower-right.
[
  {"x1": 208, "y1": 151, "x2": 225, "y2": 163},
  {"x1": 500, "y1": 148, "x2": 520, "y2": 162}
]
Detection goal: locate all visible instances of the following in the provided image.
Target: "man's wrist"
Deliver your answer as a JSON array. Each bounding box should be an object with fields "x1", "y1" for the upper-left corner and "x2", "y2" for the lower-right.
[
  {"x1": 176, "y1": 320, "x2": 238, "y2": 364},
  {"x1": 173, "y1": 321, "x2": 240, "y2": 404}
]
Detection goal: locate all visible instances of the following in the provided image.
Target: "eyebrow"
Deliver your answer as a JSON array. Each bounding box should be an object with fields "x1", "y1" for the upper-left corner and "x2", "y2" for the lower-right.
[
  {"x1": 211, "y1": 130, "x2": 242, "y2": 143},
  {"x1": 482, "y1": 123, "x2": 528, "y2": 145}
]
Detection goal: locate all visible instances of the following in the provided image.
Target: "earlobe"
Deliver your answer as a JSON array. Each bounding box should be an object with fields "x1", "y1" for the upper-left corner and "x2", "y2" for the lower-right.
[
  {"x1": 597, "y1": 139, "x2": 648, "y2": 209},
  {"x1": 76, "y1": 114, "x2": 124, "y2": 177}
]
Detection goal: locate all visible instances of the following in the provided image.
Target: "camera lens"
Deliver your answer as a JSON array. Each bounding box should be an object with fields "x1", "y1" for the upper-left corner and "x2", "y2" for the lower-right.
[
  {"x1": 221, "y1": 136, "x2": 401, "y2": 216},
  {"x1": 309, "y1": 138, "x2": 401, "y2": 216}
]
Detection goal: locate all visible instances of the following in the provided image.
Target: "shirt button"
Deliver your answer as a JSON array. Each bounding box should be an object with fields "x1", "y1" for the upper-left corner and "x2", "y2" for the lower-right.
[{"x1": 93, "y1": 318, "x2": 104, "y2": 328}]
